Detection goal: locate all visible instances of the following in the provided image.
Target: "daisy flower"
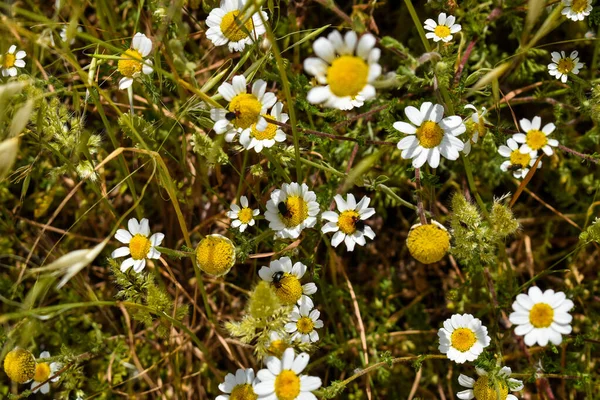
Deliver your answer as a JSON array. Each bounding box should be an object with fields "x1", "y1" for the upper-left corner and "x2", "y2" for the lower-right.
[
  {"x1": 303, "y1": 30, "x2": 382, "y2": 110},
  {"x1": 205, "y1": 0, "x2": 268, "y2": 52},
  {"x1": 117, "y1": 32, "x2": 154, "y2": 90},
  {"x1": 321, "y1": 194, "x2": 376, "y2": 251},
  {"x1": 462, "y1": 104, "x2": 489, "y2": 155},
  {"x1": 254, "y1": 348, "x2": 322, "y2": 400},
  {"x1": 239, "y1": 101, "x2": 287, "y2": 153},
  {"x1": 512, "y1": 116, "x2": 559, "y2": 156},
  {"x1": 3, "y1": 348, "x2": 36, "y2": 384},
  {"x1": 394, "y1": 102, "x2": 466, "y2": 168},
  {"x1": 210, "y1": 74, "x2": 277, "y2": 142},
  {"x1": 111, "y1": 217, "x2": 164, "y2": 273},
  {"x1": 498, "y1": 138, "x2": 541, "y2": 179},
  {"x1": 265, "y1": 182, "x2": 320, "y2": 239},
  {"x1": 509, "y1": 286, "x2": 574, "y2": 346},
  {"x1": 285, "y1": 300, "x2": 324, "y2": 343},
  {"x1": 424, "y1": 13, "x2": 462, "y2": 42},
  {"x1": 457, "y1": 366, "x2": 524, "y2": 400},
  {"x1": 226, "y1": 195, "x2": 260, "y2": 232},
  {"x1": 195, "y1": 234, "x2": 236, "y2": 276},
  {"x1": 406, "y1": 220, "x2": 451, "y2": 264},
  {"x1": 438, "y1": 313, "x2": 491, "y2": 364},
  {"x1": 258, "y1": 256, "x2": 317, "y2": 306},
  {"x1": 548, "y1": 50, "x2": 584, "y2": 83},
  {"x1": 216, "y1": 368, "x2": 259, "y2": 400},
  {"x1": 31, "y1": 352, "x2": 61, "y2": 394},
  {"x1": 266, "y1": 331, "x2": 291, "y2": 358},
  {"x1": 561, "y1": 0, "x2": 593, "y2": 21},
  {"x1": 1, "y1": 45, "x2": 26, "y2": 77}
]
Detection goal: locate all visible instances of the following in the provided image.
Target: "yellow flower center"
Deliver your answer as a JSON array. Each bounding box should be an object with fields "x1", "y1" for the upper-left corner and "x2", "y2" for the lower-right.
[
  {"x1": 229, "y1": 383, "x2": 258, "y2": 400},
  {"x1": 268, "y1": 340, "x2": 289, "y2": 358},
  {"x1": 220, "y1": 11, "x2": 255, "y2": 42},
  {"x1": 337, "y1": 210, "x2": 360, "y2": 235},
  {"x1": 434, "y1": 25, "x2": 451, "y2": 39},
  {"x1": 3, "y1": 348, "x2": 36, "y2": 384},
  {"x1": 2, "y1": 53, "x2": 16, "y2": 69},
  {"x1": 416, "y1": 121, "x2": 444, "y2": 148},
  {"x1": 509, "y1": 149, "x2": 531, "y2": 169},
  {"x1": 296, "y1": 316, "x2": 315, "y2": 334},
  {"x1": 406, "y1": 223, "x2": 450, "y2": 264},
  {"x1": 118, "y1": 49, "x2": 143, "y2": 78},
  {"x1": 238, "y1": 207, "x2": 254, "y2": 224},
  {"x1": 273, "y1": 273, "x2": 303, "y2": 305},
  {"x1": 466, "y1": 118, "x2": 486, "y2": 139},
  {"x1": 129, "y1": 234, "x2": 151, "y2": 260},
  {"x1": 281, "y1": 196, "x2": 309, "y2": 228},
  {"x1": 525, "y1": 129, "x2": 548, "y2": 151},
  {"x1": 327, "y1": 55, "x2": 369, "y2": 98},
  {"x1": 557, "y1": 57, "x2": 575, "y2": 74},
  {"x1": 250, "y1": 116, "x2": 278, "y2": 140},
  {"x1": 529, "y1": 303, "x2": 554, "y2": 328},
  {"x1": 34, "y1": 362, "x2": 51, "y2": 382},
  {"x1": 229, "y1": 93, "x2": 262, "y2": 129},
  {"x1": 571, "y1": 0, "x2": 588, "y2": 12},
  {"x1": 473, "y1": 376, "x2": 509, "y2": 400},
  {"x1": 450, "y1": 328, "x2": 477, "y2": 352},
  {"x1": 274, "y1": 370, "x2": 301, "y2": 400},
  {"x1": 195, "y1": 235, "x2": 236, "y2": 276}
]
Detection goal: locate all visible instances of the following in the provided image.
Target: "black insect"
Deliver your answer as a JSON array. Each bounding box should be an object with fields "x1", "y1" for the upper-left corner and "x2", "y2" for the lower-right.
[
  {"x1": 278, "y1": 201, "x2": 292, "y2": 219},
  {"x1": 354, "y1": 219, "x2": 366, "y2": 232},
  {"x1": 225, "y1": 111, "x2": 238, "y2": 121},
  {"x1": 271, "y1": 271, "x2": 285, "y2": 289},
  {"x1": 507, "y1": 164, "x2": 524, "y2": 171}
]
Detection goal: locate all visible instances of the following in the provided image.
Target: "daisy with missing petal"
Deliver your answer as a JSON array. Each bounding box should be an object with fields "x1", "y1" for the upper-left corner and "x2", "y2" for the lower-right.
[
  {"x1": 111, "y1": 218, "x2": 164, "y2": 273},
  {"x1": 210, "y1": 74, "x2": 277, "y2": 142},
  {"x1": 31, "y1": 352, "x2": 61, "y2": 395},
  {"x1": 258, "y1": 256, "x2": 317, "y2": 306},
  {"x1": 216, "y1": 368, "x2": 259, "y2": 400},
  {"x1": 457, "y1": 367, "x2": 524, "y2": 400},
  {"x1": 1, "y1": 45, "x2": 26, "y2": 77},
  {"x1": 548, "y1": 51, "x2": 584, "y2": 83},
  {"x1": 498, "y1": 138, "x2": 541, "y2": 179},
  {"x1": 254, "y1": 348, "x2": 322, "y2": 400},
  {"x1": 227, "y1": 196, "x2": 260, "y2": 232},
  {"x1": 512, "y1": 116, "x2": 559, "y2": 156},
  {"x1": 406, "y1": 220, "x2": 451, "y2": 264},
  {"x1": 303, "y1": 30, "x2": 381, "y2": 110},
  {"x1": 395, "y1": 102, "x2": 466, "y2": 168},
  {"x1": 561, "y1": 0, "x2": 593, "y2": 21},
  {"x1": 438, "y1": 313, "x2": 491, "y2": 364},
  {"x1": 265, "y1": 182, "x2": 320, "y2": 239},
  {"x1": 462, "y1": 104, "x2": 489, "y2": 155},
  {"x1": 205, "y1": 0, "x2": 268, "y2": 52},
  {"x1": 509, "y1": 286, "x2": 574, "y2": 346},
  {"x1": 285, "y1": 301, "x2": 324, "y2": 343},
  {"x1": 321, "y1": 194, "x2": 376, "y2": 251},
  {"x1": 266, "y1": 331, "x2": 291, "y2": 358},
  {"x1": 239, "y1": 102, "x2": 287, "y2": 153},
  {"x1": 424, "y1": 13, "x2": 462, "y2": 42},
  {"x1": 117, "y1": 32, "x2": 153, "y2": 90}
]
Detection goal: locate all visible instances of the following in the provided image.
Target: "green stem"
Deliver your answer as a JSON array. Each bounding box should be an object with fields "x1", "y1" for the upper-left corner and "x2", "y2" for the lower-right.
[
  {"x1": 235, "y1": 151, "x2": 249, "y2": 200},
  {"x1": 298, "y1": 157, "x2": 345, "y2": 177},
  {"x1": 462, "y1": 156, "x2": 488, "y2": 218},
  {"x1": 154, "y1": 246, "x2": 195, "y2": 259},
  {"x1": 376, "y1": 184, "x2": 429, "y2": 215},
  {"x1": 403, "y1": 0, "x2": 431, "y2": 53}
]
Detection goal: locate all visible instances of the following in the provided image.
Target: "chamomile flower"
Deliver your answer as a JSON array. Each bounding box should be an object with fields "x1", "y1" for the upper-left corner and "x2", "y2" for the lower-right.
[
  {"x1": 3, "y1": 348, "x2": 36, "y2": 384},
  {"x1": 394, "y1": 102, "x2": 466, "y2": 168},
  {"x1": 31, "y1": 352, "x2": 61, "y2": 394},
  {"x1": 210, "y1": 74, "x2": 277, "y2": 142},
  {"x1": 265, "y1": 182, "x2": 320, "y2": 239},
  {"x1": 266, "y1": 331, "x2": 291, "y2": 358},
  {"x1": 512, "y1": 116, "x2": 559, "y2": 156},
  {"x1": 498, "y1": 138, "x2": 541, "y2": 179},
  {"x1": 457, "y1": 367, "x2": 524, "y2": 400},
  {"x1": 195, "y1": 234, "x2": 236, "y2": 276},
  {"x1": 424, "y1": 13, "x2": 462, "y2": 42},
  {"x1": 548, "y1": 51, "x2": 584, "y2": 83},
  {"x1": 321, "y1": 194, "x2": 376, "y2": 251},
  {"x1": 438, "y1": 313, "x2": 491, "y2": 364},
  {"x1": 285, "y1": 301, "x2": 324, "y2": 343},
  {"x1": 258, "y1": 256, "x2": 317, "y2": 306},
  {"x1": 117, "y1": 32, "x2": 153, "y2": 90},
  {"x1": 509, "y1": 286, "x2": 574, "y2": 346},
  {"x1": 205, "y1": 0, "x2": 268, "y2": 52},
  {"x1": 462, "y1": 104, "x2": 489, "y2": 155},
  {"x1": 1, "y1": 45, "x2": 26, "y2": 77},
  {"x1": 216, "y1": 368, "x2": 260, "y2": 400},
  {"x1": 239, "y1": 102, "x2": 287, "y2": 153},
  {"x1": 111, "y1": 218, "x2": 164, "y2": 273},
  {"x1": 303, "y1": 30, "x2": 381, "y2": 110},
  {"x1": 561, "y1": 0, "x2": 593, "y2": 21},
  {"x1": 254, "y1": 348, "x2": 322, "y2": 400},
  {"x1": 226, "y1": 196, "x2": 260, "y2": 232},
  {"x1": 406, "y1": 220, "x2": 451, "y2": 264}
]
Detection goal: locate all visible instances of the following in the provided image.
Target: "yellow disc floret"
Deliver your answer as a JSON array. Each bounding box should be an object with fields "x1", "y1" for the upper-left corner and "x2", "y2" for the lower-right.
[
  {"x1": 238, "y1": 207, "x2": 254, "y2": 224},
  {"x1": 509, "y1": 150, "x2": 531, "y2": 169},
  {"x1": 473, "y1": 376, "x2": 509, "y2": 400},
  {"x1": 525, "y1": 129, "x2": 548, "y2": 151},
  {"x1": 529, "y1": 303, "x2": 554, "y2": 328},
  {"x1": 406, "y1": 222, "x2": 450, "y2": 264},
  {"x1": 296, "y1": 317, "x2": 315, "y2": 334},
  {"x1": 2, "y1": 53, "x2": 16, "y2": 69},
  {"x1": 3, "y1": 348, "x2": 36, "y2": 384},
  {"x1": 571, "y1": 0, "x2": 588, "y2": 12},
  {"x1": 416, "y1": 121, "x2": 444, "y2": 148},
  {"x1": 557, "y1": 57, "x2": 575, "y2": 74},
  {"x1": 434, "y1": 25, "x2": 451, "y2": 39},
  {"x1": 450, "y1": 328, "x2": 477, "y2": 352},
  {"x1": 195, "y1": 234, "x2": 236, "y2": 276},
  {"x1": 129, "y1": 234, "x2": 151, "y2": 260},
  {"x1": 281, "y1": 196, "x2": 309, "y2": 228},
  {"x1": 220, "y1": 10, "x2": 255, "y2": 42},
  {"x1": 337, "y1": 210, "x2": 360, "y2": 235},
  {"x1": 251, "y1": 117, "x2": 277, "y2": 140},
  {"x1": 274, "y1": 370, "x2": 301, "y2": 400},
  {"x1": 273, "y1": 273, "x2": 303, "y2": 304},
  {"x1": 229, "y1": 93, "x2": 262, "y2": 129},
  {"x1": 268, "y1": 340, "x2": 289, "y2": 358},
  {"x1": 118, "y1": 49, "x2": 143, "y2": 78},
  {"x1": 327, "y1": 56, "x2": 369, "y2": 98},
  {"x1": 33, "y1": 362, "x2": 51, "y2": 382},
  {"x1": 229, "y1": 383, "x2": 258, "y2": 400}
]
